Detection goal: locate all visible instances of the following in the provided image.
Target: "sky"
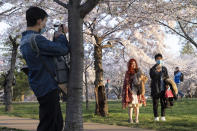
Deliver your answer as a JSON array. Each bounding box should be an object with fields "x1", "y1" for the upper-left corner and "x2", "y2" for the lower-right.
[
  {"x1": 0, "y1": 21, "x2": 9, "y2": 33},
  {"x1": 164, "y1": 33, "x2": 181, "y2": 57},
  {"x1": 0, "y1": 22, "x2": 9, "y2": 49},
  {"x1": 0, "y1": 21, "x2": 182, "y2": 56},
  {"x1": 0, "y1": 2, "x2": 182, "y2": 57}
]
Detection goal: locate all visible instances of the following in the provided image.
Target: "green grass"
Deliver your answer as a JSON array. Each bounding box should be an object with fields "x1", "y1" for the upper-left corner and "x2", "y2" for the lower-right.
[{"x1": 0, "y1": 98, "x2": 197, "y2": 131}]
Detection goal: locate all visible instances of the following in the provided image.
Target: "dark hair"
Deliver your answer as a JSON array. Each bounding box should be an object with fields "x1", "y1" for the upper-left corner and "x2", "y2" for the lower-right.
[
  {"x1": 26, "y1": 6, "x2": 48, "y2": 27},
  {"x1": 154, "y1": 53, "x2": 163, "y2": 60},
  {"x1": 176, "y1": 67, "x2": 179, "y2": 69}
]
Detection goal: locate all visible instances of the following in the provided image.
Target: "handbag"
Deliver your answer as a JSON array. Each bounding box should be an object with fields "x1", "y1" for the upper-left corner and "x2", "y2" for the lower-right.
[{"x1": 165, "y1": 88, "x2": 174, "y2": 98}]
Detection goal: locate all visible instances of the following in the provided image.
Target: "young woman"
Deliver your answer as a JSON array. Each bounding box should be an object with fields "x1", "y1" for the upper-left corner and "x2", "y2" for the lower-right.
[{"x1": 122, "y1": 59, "x2": 147, "y2": 123}]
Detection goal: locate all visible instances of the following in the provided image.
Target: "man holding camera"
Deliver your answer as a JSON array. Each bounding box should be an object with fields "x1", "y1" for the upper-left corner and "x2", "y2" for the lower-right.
[{"x1": 20, "y1": 6, "x2": 69, "y2": 131}]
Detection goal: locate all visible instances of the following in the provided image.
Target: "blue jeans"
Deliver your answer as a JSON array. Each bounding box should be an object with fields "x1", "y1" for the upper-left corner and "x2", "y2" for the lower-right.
[{"x1": 176, "y1": 83, "x2": 184, "y2": 97}]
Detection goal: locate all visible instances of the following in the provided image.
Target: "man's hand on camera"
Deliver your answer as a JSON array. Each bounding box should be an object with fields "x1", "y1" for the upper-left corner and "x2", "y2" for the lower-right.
[
  {"x1": 58, "y1": 24, "x2": 68, "y2": 34},
  {"x1": 54, "y1": 31, "x2": 63, "y2": 38},
  {"x1": 54, "y1": 25, "x2": 68, "y2": 38}
]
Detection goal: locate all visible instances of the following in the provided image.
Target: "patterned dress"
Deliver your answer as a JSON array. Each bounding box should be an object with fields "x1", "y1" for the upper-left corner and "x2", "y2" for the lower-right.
[{"x1": 122, "y1": 68, "x2": 146, "y2": 109}]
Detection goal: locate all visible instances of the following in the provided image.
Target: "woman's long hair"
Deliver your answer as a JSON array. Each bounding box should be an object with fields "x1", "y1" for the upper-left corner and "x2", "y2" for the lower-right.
[{"x1": 127, "y1": 59, "x2": 138, "y2": 75}]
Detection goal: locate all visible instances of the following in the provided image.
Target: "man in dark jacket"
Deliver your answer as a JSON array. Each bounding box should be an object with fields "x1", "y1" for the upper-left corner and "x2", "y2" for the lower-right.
[
  {"x1": 20, "y1": 7, "x2": 69, "y2": 131},
  {"x1": 149, "y1": 53, "x2": 169, "y2": 122}
]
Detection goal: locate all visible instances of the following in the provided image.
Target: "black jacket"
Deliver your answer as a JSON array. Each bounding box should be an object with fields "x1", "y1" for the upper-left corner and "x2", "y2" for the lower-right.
[{"x1": 149, "y1": 64, "x2": 169, "y2": 98}]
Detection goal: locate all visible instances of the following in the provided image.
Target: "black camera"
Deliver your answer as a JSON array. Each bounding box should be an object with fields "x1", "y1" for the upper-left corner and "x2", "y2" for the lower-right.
[{"x1": 54, "y1": 24, "x2": 64, "y2": 32}]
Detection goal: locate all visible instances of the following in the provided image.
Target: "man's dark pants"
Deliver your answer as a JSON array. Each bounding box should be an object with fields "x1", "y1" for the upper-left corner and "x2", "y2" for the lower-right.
[
  {"x1": 37, "y1": 89, "x2": 63, "y2": 131},
  {"x1": 152, "y1": 91, "x2": 166, "y2": 117}
]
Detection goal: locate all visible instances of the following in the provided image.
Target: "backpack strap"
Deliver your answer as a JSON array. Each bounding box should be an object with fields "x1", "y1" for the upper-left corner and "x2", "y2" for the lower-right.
[{"x1": 29, "y1": 34, "x2": 57, "y2": 80}]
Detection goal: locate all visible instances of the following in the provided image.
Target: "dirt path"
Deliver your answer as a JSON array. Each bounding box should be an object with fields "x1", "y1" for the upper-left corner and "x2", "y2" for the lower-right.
[{"x1": 0, "y1": 116, "x2": 154, "y2": 131}]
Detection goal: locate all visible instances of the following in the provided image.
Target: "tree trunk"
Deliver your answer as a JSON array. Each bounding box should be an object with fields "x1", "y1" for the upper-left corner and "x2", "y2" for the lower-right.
[
  {"x1": 20, "y1": 95, "x2": 24, "y2": 101},
  {"x1": 64, "y1": 7, "x2": 84, "y2": 131},
  {"x1": 53, "y1": 0, "x2": 100, "y2": 130},
  {"x1": 118, "y1": 87, "x2": 122, "y2": 99},
  {"x1": 4, "y1": 42, "x2": 18, "y2": 112},
  {"x1": 117, "y1": 91, "x2": 121, "y2": 99},
  {"x1": 85, "y1": 70, "x2": 89, "y2": 110},
  {"x1": 94, "y1": 38, "x2": 108, "y2": 117}
]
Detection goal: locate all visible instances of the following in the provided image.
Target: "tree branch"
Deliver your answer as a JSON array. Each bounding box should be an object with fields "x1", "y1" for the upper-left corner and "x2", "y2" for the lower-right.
[
  {"x1": 83, "y1": 31, "x2": 94, "y2": 36},
  {"x1": 177, "y1": 17, "x2": 197, "y2": 25},
  {"x1": 0, "y1": 7, "x2": 17, "y2": 16},
  {"x1": 53, "y1": 0, "x2": 68, "y2": 9},
  {"x1": 102, "y1": 43, "x2": 113, "y2": 48},
  {"x1": 158, "y1": 20, "x2": 197, "y2": 49},
  {"x1": 84, "y1": 37, "x2": 98, "y2": 46},
  {"x1": 85, "y1": 61, "x2": 93, "y2": 70},
  {"x1": 102, "y1": 20, "x2": 125, "y2": 38},
  {"x1": 156, "y1": 20, "x2": 188, "y2": 39},
  {"x1": 111, "y1": 86, "x2": 119, "y2": 96},
  {"x1": 8, "y1": 35, "x2": 20, "y2": 47},
  {"x1": 0, "y1": 3, "x2": 24, "y2": 17},
  {"x1": 103, "y1": 28, "x2": 121, "y2": 38},
  {"x1": 80, "y1": 0, "x2": 102, "y2": 18},
  {"x1": 40, "y1": 5, "x2": 66, "y2": 14},
  {"x1": 120, "y1": 0, "x2": 136, "y2": 14},
  {"x1": 178, "y1": 21, "x2": 197, "y2": 48}
]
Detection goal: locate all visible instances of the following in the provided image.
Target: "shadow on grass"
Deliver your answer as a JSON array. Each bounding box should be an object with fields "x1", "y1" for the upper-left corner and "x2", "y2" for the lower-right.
[{"x1": 0, "y1": 127, "x2": 26, "y2": 131}]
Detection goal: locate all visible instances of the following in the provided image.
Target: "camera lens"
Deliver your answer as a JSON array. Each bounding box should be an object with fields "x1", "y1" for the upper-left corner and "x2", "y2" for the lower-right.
[{"x1": 54, "y1": 24, "x2": 59, "y2": 27}]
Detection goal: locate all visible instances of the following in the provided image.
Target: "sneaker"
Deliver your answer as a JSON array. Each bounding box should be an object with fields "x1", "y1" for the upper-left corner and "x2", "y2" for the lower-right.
[
  {"x1": 128, "y1": 119, "x2": 133, "y2": 123},
  {"x1": 161, "y1": 117, "x2": 166, "y2": 121},
  {"x1": 135, "y1": 119, "x2": 139, "y2": 124},
  {"x1": 154, "y1": 117, "x2": 159, "y2": 121}
]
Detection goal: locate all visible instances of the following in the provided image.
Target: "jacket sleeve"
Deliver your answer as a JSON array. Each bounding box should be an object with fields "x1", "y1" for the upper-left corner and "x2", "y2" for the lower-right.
[
  {"x1": 163, "y1": 67, "x2": 169, "y2": 79},
  {"x1": 35, "y1": 34, "x2": 69, "y2": 56}
]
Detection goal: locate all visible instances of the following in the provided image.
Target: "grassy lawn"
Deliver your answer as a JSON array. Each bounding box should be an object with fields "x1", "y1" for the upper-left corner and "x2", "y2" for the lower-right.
[{"x1": 0, "y1": 98, "x2": 197, "y2": 131}]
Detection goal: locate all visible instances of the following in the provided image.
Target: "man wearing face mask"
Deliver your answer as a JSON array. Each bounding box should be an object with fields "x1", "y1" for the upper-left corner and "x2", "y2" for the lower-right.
[
  {"x1": 149, "y1": 53, "x2": 169, "y2": 122},
  {"x1": 20, "y1": 7, "x2": 69, "y2": 131}
]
